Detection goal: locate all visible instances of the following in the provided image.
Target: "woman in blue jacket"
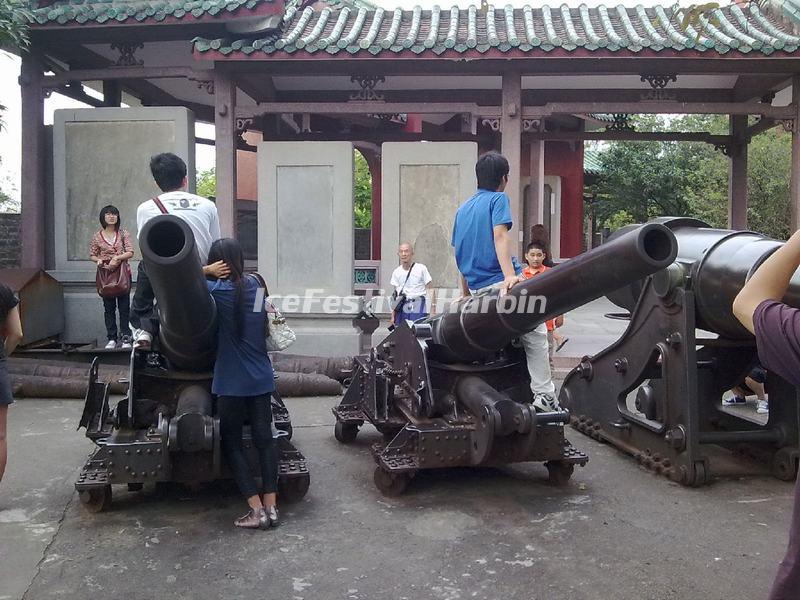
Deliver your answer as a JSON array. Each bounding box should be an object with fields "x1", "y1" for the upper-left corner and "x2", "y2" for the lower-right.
[{"x1": 207, "y1": 238, "x2": 278, "y2": 530}]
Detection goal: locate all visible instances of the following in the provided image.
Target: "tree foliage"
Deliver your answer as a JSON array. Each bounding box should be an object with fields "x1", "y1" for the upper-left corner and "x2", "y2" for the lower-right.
[
  {"x1": 0, "y1": 0, "x2": 32, "y2": 52},
  {"x1": 195, "y1": 168, "x2": 216, "y2": 199},
  {"x1": 354, "y1": 149, "x2": 372, "y2": 229},
  {"x1": 590, "y1": 114, "x2": 792, "y2": 240}
]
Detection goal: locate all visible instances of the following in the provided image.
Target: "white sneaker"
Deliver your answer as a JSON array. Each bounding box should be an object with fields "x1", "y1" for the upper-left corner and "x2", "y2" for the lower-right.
[
  {"x1": 121, "y1": 341, "x2": 132, "y2": 349},
  {"x1": 533, "y1": 393, "x2": 560, "y2": 412},
  {"x1": 104, "y1": 340, "x2": 117, "y2": 350},
  {"x1": 132, "y1": 329, "x2": 152, "y2": 349},
  {"x1": 757, "y1": 399, "x2": 769, "y2": 414}
]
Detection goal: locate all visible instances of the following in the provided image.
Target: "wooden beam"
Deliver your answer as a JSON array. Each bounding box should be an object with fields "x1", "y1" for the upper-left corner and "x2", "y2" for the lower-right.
[
  {"x1": 525, "y1": 131, "x2": 733, "y2": 144},
  {"x1": 215, "y1": 69, "x2": 237, "y2": 238},
  {"x1": 238, "y1": 102, "x2": 502, "y2": 118},
  {"x1": 791, "y1": 75, "x2": 800, "y2": 232},
  {"x1": 274, "y1": 88, "x2": 737, "y2": 105},
  {"x1": 236, "y1": 73, "x2": 277, "y2": 103},
  {"x1": 728, "y1": 115, "x2": 748, "y2": 230},
  {"x1": 732, "y1": 74, "x2": 790, "y2": 102},
  {"x1": 746, "y1": 117, "x2": 777, "y2": 139},
  {"x1": 524, "y1": 102, "x2": 794, "y2": 118},
  {"x1": 502, "y1": 71, "x2": 523, "y2": 254},
  {"x1": 19, "y1": 52, "x2": 46, "y2": 269},
  {"x1": 45, "y1": 65, "x2": 211, "y2": 87}
]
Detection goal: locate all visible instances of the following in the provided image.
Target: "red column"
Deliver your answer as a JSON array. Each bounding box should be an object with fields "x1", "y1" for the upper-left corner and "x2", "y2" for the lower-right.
[{"x1": 362, "y1": 150, "x2": 382, "y2": 260}]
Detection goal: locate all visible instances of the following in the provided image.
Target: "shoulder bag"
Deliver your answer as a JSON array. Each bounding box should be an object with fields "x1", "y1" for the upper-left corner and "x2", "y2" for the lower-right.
[
  {"x1": 391, "y1": 263, "x2": 415, "y2": 312},
  {"x1": 251, "y1": 272, "x2": 296, "y2": 352},
  {"x1": 95, "y1": 230, "x2": 132, "y2": 298}
]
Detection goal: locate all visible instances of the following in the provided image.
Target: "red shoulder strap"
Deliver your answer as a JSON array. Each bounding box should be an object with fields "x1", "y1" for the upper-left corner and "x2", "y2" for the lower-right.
[{"x1": 152, "y1": 196, "x2": 169, "y2": 214}]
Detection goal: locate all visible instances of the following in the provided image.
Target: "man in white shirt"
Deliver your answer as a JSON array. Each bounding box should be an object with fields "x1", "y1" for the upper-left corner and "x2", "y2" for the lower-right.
[
  {"x1": 130, "y1": 152, "x2": 226, "y2": 348},
  {"x1": 389, "y1": 242, "x2": 435, "y2": 326}
]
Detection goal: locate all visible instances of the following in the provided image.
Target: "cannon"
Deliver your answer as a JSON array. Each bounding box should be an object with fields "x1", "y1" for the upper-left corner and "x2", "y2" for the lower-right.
[
  {"x1": 333, "y1": 223, "x2": 678, "y2": 495},
  {"x1": 75, "y1": 215, "x2": 310, "y2": 512},
  {"x1": 561, "y1": 217, "x2": 800, "y2": 486}
]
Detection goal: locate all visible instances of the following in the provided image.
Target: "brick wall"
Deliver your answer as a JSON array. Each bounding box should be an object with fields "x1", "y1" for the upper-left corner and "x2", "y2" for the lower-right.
[{"x1": 0, "y1": 213, "x2": 21, "y2": 268}]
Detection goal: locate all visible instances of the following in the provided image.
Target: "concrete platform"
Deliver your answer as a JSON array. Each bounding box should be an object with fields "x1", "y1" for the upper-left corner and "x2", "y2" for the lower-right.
[{"x1": 0, "y1": 397, "x2": 796, "y2": 600}]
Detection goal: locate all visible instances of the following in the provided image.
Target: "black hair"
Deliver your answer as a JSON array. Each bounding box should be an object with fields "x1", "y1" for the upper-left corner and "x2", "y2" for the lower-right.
[
  {"x1": 207, "y1": 238, "x2": 246, "y2": 339},
  {"x1": 526, "y1": 241, "x2": 547, "y2": 254},
  {"x1": 475, "y1": 151, "x2": 509, "y2": 191},
  {"x1": 99, "y1": 205, "x2": 121, "y2": 230},
  {"x1": 149, "y1": 153, "x2": 187, "y2": 192}
]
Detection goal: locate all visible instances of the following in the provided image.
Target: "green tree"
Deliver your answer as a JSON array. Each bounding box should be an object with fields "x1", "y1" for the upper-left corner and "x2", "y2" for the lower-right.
[
  {"x1": 354, "y1": 150, "x2": 371, "y2": 228},
  {"x1": 593, "y1": 113, "x2": 792, "y2": 240},
  {"x1": 196, "y1": 168, "x2": 216, "y2": 199},
  {"x1": 0, "y1": 0, "x2": 31, "y2": 53}
]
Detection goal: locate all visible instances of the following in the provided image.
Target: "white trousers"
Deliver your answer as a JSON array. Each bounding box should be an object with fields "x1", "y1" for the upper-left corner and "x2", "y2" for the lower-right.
[
  {"x1": 471, "y1": 282, "x2": 555, "y2": 397},
  {"x1": 519, "y1": 324, "x2": 556, "y2": 396}
]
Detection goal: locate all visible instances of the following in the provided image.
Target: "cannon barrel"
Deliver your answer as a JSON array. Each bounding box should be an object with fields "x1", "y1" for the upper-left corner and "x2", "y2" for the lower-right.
[
  {"x1": 139, "y1": 214, "x2": 217, "y2": 370},
  {"x1": 428, "y1": 223, "x2": 678, "y2": 362},
  {"x1": 606, "y1": 217, "x2": 800, "y2": 339}
]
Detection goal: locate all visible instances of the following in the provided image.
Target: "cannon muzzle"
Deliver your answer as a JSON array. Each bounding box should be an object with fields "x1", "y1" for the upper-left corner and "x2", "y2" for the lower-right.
[
  {"x1": 606, "y1": 217, "x2": 800, "y2": 339},
  {"x1": 139, "y1": 215, "x2": 217, "y2": 370},
  {"x1": 429, "y1": 223, "x2": 677, "y2": 362}
]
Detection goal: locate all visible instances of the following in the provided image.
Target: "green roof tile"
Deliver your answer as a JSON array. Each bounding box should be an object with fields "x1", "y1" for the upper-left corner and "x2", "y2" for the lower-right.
[{"x1": 29, "y1": 0, "x2": 276, "y2": 26}]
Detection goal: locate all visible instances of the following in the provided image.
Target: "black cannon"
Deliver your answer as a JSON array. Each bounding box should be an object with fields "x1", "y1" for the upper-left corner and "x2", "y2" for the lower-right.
[
  {"x1": 333, "y1": 223, "x2": 678, "y2": 495},
  {"x1": 562, "y1": 217, "x2": 800, "y2": 486},
  {"x1": 75, "y1": 215, "x2": 310, "y2": 512}
]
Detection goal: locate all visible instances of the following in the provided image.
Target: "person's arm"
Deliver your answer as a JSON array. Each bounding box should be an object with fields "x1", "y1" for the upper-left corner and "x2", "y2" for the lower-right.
[
  {"x1": 493, "y1": 224, "x2": 518, "y2": 293},
  {"x1": 203, "y1": 261, "x2": 230, "y2": 279},
  {"x1": 459, "y1": 273, "x2": 471, "y2": 297},
  {"x1": 109, "y1": 230, "x2": 134, "y2": 267},
  {"x1": 89, "y1": 234, "x2": 103, "y2": 265},
  {"x1": 733, "y1": 229, "x2": 800, "y2": 333},
  {"x1": 2, "y1": 306, "x2": 22, "y2": 356},
  {"x1": 209, "y1": 205, "x2": 222, "y2": 241}
]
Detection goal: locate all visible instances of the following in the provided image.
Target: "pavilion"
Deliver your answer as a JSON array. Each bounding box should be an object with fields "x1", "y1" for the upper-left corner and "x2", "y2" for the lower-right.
[{"x1": 18, "y1": 0, "x2": 800, "y2": 270}]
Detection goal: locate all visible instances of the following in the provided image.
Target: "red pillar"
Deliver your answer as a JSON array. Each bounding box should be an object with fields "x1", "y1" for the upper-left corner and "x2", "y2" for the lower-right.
[{"x1": 362, "y1": 150, "x2": 382, "y2": 260}]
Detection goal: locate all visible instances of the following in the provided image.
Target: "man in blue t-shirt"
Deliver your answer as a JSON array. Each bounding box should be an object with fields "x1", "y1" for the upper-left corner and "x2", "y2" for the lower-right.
[{"x1": 451, "y1": 151, "x2": 557, "y2": 411}]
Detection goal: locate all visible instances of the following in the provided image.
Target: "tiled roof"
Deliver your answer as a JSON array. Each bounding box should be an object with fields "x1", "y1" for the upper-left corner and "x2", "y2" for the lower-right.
[
  {"x1": 584, "y1": 148, "x2": 604, "y2": 175},
  {"x1": 193, "y1": 2, "x2": 800, "y2": 57},
  {"x1": 28, "y1": 0, "x2": 274, "y2": 26}
]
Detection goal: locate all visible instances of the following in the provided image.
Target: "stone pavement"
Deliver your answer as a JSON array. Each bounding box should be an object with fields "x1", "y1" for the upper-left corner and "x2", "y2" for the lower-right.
[
  {"x1": 0, "y1": 396, "x2": 796, "y2": 600},
  {"x1": 0, "y1": 299, "x2": 795, "y2": 600}
]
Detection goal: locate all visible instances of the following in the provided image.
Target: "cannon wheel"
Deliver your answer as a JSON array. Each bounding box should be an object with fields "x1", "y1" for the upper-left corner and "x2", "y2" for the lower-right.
[
  {"x1": 772, "y1": 448, "x2": 799, "y2": 482},
  {"x1": 80, "y1": 485, "x2": 112, "y2": 513},
  {"x1": 334, "y1": 421, "x2": 359, "y2": 444},
  {"x1": 373, "y1": 467, "x2": 413, "y2": 497},
  {"x1": 546, "y1": 461, "x2": 574, "y2": 486},
  {"x1": 278, "y1": 475, "x2": 310, "y2": 503}
]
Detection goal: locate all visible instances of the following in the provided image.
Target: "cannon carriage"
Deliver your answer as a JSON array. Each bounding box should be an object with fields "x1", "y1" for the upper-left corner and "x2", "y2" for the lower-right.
[
  {"x1": 333, "y1": 223, "x2": 678, "y2": 495},
  {"x1": 75, "y1": 215, "x2": 310, "y2": 512},
  {"x1": 561, "y1": 217, "x2": 800, "y2": 486}
]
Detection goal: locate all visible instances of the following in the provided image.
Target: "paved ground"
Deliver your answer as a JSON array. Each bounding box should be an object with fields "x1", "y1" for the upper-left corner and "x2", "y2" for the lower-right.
[{"x1": 0, "y1": 299, "x2": 795, "y2": 600}]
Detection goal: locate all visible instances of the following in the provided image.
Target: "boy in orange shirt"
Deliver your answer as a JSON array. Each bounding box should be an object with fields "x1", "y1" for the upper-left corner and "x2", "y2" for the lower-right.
[{"x1": 521, "y1": 241, "x2": 568, "y2": 369}]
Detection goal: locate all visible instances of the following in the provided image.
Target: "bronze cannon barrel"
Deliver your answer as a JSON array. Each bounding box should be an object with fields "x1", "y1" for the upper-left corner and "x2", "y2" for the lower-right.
[
  {"x1": 138, "y1": 214, "x2": 217, "y2": 370},
  {"x1": 606, "y1": 217, "x2": 800, "y2": 339},
  {"x1": 428, "y1": 222, "x2": 678, "y2": 362}
]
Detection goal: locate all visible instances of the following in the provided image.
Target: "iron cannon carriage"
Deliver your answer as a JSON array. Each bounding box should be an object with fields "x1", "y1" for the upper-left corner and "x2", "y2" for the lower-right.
[
  {"x1": 75, "y1": 215, "x2": 310, "y2": 512},
  {"x1": 333, "y1": 223, "x2": 678, "y2": 495},
  {"x1": 561, "y1": 217, "x2": 800, "y2": 486}
]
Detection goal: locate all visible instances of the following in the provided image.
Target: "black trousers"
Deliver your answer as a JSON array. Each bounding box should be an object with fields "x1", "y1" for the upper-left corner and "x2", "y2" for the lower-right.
[
  {"x1": 129, "y1": 262, "x2": 157, "y2": 335},
  {"x1": 218, "y1": 394, "x2": 278, "y2": 498},
  {"x1": 102, "y1": 293, "x2": 131, "y2": 341}
]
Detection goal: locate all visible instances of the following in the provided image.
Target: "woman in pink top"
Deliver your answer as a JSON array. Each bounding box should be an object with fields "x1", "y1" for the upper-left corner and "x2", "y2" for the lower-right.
[{"x1": 89, "y1": 205, "x2": 134, "y2": 349}]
